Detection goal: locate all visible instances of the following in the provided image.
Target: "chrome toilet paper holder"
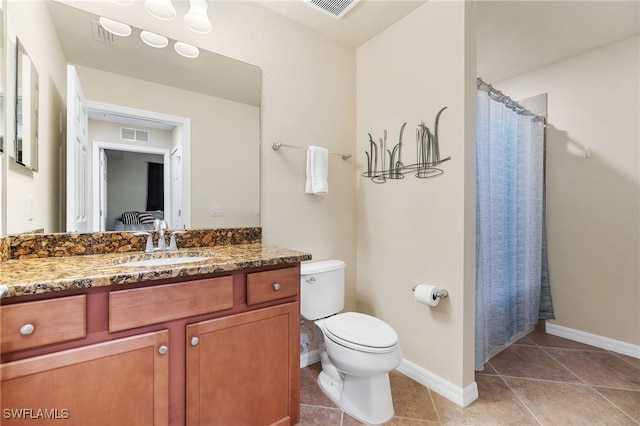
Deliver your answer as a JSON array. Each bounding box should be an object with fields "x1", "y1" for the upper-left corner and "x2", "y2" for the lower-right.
[{"x1": 411, "y1": 285, "x2": 449, "y2": 299}]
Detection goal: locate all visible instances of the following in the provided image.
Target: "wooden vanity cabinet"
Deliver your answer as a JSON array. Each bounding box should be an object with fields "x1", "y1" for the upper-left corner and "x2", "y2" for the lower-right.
[
  {"x1": 186, "y1": 302, "x2": 299, "y2": 426},
  {"x1": 1, "y1": 330, "x2": 169, "y2": 426},
  {"x1": 0, "y1": 295, "x2": 86, "y2": 353},
  {"x1": 0, "y1": 264, "x2": 301, "y2": 426}
]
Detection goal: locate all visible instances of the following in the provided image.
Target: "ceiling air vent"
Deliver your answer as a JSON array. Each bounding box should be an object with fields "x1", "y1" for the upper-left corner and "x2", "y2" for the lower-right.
[
  {"x1": 91, "y1": 20, "x2": 118, "y2": 45},
  {"x1": 304, "y1": 0, "x2": 359, "y2": 19},
  {"x1": 121, "y1": 127, "x2": 149, "y2": 143}
]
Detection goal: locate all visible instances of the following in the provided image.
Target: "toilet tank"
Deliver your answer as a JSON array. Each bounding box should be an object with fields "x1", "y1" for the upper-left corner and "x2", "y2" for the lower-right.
[{"x1": 300, "y1": 259, "x2": 346, "y2": 320}]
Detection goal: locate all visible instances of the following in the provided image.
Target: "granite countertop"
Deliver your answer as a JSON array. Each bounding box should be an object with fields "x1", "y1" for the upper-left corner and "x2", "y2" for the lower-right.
[{"x1": 0, "y1": 244, "x2": 311, "y2": 299}]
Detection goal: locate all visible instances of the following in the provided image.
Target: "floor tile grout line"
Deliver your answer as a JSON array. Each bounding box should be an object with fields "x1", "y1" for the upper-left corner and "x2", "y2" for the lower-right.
[
  {"x1": 426, "y1": 386, "x2": 443, "y2": 424},
  {"x1": 592, "y1": 384, "x2": 640, "y2": 392},
  {"x1": 300, "y1": 403, "x2": 342, "y2": 411},
  {"x1": 610, "y1": 351, "x2": 640, "y2": 370},
  {"x1": 495, "y1": 374, "x2": 594, "y2": 386},
  {"x1": 590, "y1": 385, "x2": 640, "y2": 426},
  {"x1": 536, "y1": 344, "x2": 590, "y2": 385},
  {"x1": 489, "y1": 343, "x2": 587, "y2": 386},
  {"x1": 497, "y1": 360, "x2": 640, "y2": 426},
  {"x1": 528, "y1": 336, "x2": 640, "y2": 391},
  {"x1": 392, "y1": 414, "x2": 440, "y2": 422},
  {"x1": 535, "y1": 345, "x2": 606, "y2": 353},
  {"x1": 495, "y1": 372, "x2": 543, "y2": 426}
]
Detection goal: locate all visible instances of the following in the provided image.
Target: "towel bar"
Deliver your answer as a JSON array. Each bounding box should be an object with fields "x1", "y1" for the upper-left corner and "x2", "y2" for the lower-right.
[{"x1": 272, "y1": 142, "x2": 351, "y2": 160}]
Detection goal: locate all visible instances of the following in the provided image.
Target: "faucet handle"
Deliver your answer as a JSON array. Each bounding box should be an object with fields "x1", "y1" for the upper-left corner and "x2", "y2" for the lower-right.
[
  {"x1": 169, "y1": 230, "x2": 186, "y2": 251},
  {"x1": 153, "y1": 219, "x2": 167, "y2": 231},
  {"x1": 134, "y1": 232, "x2": 154, "y2": 253}
]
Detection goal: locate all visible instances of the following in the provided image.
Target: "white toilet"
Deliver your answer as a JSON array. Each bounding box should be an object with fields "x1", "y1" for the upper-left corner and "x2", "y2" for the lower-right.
[{"x1": 300, "y1": 260, "x2": 403, "y2": 425}]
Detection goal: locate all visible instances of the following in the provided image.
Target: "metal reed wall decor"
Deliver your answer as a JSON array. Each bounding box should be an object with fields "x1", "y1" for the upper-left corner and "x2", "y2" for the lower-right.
[{"x1": 363, "y1": 107, "x2": 451, "y2": 183}]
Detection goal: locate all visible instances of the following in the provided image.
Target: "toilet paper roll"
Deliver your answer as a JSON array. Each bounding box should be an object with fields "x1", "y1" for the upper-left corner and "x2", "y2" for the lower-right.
[{"x1": 414, "y1": 284, "x2": 440, "y2": 306}]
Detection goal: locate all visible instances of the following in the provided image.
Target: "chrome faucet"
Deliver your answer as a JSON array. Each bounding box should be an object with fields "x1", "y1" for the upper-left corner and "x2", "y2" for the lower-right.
[
  {"x1": 169, "y1": 230, "x2": 186, "y2": 251},
  {"x1": 135, "y1": 220, "x2": 170, "y2": 253},
  {"x1": 134, "y1": 231, "x2": 155, "y2": 253},
  {"x1": 154, "y1": 219, "x2": 168, "y2": 251}
]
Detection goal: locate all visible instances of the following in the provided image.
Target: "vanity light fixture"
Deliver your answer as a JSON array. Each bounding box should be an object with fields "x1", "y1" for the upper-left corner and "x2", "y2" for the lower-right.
[
  {"x1": 140, "y1": 30, "x2": 169, "y2": 48},
  {"x1": 110, "y1": 0, "x2": 134, "y2": 5},
  {"x1": 184, "y1": 0, "x2": 212, "y2": 34},
  {"x1": 144, "y1": 0, "x2": 177, "y2": 21},
  {"x1": 98, "y1": 17, "x2": 132, "y2": 37},
  {"x1": 174, "y1": 41, "x2": 199, "y2": 58}
]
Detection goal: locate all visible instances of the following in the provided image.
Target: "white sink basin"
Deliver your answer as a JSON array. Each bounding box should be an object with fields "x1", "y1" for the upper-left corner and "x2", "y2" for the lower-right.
[
  {"x1": 118, "y1": 256, "x2": 211, "y2": 267},
  {"x1": 111, "y1": 250, "x2": 216, "y2": 268}
]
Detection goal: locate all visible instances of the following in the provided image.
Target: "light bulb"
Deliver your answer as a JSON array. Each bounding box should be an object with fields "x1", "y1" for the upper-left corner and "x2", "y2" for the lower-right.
[
  {"x1": 174, "y1": 41, "x2": 199, "y2": 59},
  {"x1": 144, "y1": 0, "x2": 177, "y2": 21},
  {"x1": 140, "y1": 31, "x2": 169, "y2": 48},
  {"x1": 98, "y1": 17, "x2": 132, "y2": 37},
  {"x1": 184, "y1": 0, "x2": 212, "y2": 34}
]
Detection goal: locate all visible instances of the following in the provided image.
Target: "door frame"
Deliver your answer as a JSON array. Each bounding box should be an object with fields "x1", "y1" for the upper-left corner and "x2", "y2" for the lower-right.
[
  {"x1": 92, "y1": 142, "x2": 170, "y2": 232},
  {"x1": 86, "y1": 101, "x2": 191, "y2": 231}
]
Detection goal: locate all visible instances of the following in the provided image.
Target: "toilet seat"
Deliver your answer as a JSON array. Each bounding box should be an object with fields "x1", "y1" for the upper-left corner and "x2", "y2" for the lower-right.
[{"x1": 323, "y1": 312, "x2": 399, "y2": 354}]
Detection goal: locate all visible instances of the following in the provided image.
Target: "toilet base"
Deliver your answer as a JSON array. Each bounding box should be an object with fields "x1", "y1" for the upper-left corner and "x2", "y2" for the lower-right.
[{"x1": 318, "y1": 370, "x2": 395, "y2": 425}]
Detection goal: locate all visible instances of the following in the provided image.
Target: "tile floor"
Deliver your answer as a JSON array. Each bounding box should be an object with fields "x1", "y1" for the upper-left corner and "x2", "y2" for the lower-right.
[{"x1": 299, "y1": 329, "x2": 640, "y2": 425}]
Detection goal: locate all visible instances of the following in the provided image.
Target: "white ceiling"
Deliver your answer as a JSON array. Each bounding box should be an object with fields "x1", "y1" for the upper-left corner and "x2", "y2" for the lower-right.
[
  {"x1": 256, "y1": 0, "x2": 426, "y2": 47},
  {"x1": 49, "y1": 0, "x2": 640, "y2": 103},
  {"x1": 475, "y1": 1, "x2": 640, "y2": 82},
  {"x1": 259, "y1": 0, "x2": 640, "y2": 83}
]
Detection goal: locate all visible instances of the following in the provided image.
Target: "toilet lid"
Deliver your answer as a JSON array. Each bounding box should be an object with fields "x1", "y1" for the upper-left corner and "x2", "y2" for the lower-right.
[{"x1": 324, "y1": 312, "x2": 398, "y2": 350}]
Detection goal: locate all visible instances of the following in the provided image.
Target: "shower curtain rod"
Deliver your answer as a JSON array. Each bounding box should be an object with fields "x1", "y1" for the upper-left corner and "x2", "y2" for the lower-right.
[{"x1": 477, "y1": 77, "x2": 546, "y2": 124}]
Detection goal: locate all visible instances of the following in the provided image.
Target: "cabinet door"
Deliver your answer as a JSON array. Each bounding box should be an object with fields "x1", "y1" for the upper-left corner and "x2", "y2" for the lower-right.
[
  {"x1": 1, "y1": 330, "x2": 169, "y2": 426},
  {"x1": 186, "y1": 303, "x2": 300, "y2": 426}
]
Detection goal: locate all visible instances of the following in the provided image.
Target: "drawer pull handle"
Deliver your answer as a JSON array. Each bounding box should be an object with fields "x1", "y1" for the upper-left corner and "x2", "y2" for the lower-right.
[
  {"x1": 273, "y1": 283, "x2": 281, "y2": 291},
  {"x1": 158, "y1": 345, "x2": 169, "y2": 355},
  {"x1": 190, "y1": 337, "x2": 199, "y2": 346},
  {"x1": 20, "y1": 324, "x2": 35, "y2": 335}
]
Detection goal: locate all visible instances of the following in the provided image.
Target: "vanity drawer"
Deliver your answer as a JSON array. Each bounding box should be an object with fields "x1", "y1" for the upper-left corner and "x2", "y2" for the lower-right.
[
  {"x1": 247, "y1": 267, "x2": 299, "y2": 305},
  {"x1": 109, "y1": 276, "x2": 234, "y2": 332},
  {"x1": 0, "y1": 295, "x2": 86, "y2": 353}
]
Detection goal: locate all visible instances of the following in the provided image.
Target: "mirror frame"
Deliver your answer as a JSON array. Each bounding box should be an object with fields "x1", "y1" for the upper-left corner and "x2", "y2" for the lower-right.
[{"x1": 14, "y1": 37, "x2": 38, "y2": 171}]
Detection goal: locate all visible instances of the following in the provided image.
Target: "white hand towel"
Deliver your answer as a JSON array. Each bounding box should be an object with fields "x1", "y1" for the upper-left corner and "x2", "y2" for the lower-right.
[{"x1": 305, "y1": 146, "x2": 329, "y2": 195}]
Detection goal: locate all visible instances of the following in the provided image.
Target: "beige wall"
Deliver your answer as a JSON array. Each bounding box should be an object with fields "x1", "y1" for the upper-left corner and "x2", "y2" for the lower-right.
[
  {"x1": 204, "y1": 1, "x2": 359, "y2": 307},
  {"x1": 5, "y1": 0, "x2": 66, "y2": 234},
  {"x1": 495, "y1": 36, "x2": 640, "y2": 346},
  {"x1": 356, "y1": 1, "x2": 477, "y2": 389}
]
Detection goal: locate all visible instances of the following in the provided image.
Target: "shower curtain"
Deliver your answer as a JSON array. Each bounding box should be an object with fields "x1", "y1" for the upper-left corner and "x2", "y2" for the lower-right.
[{"x1": 475, "y1": 88, "x2": 546, "y2": 371}]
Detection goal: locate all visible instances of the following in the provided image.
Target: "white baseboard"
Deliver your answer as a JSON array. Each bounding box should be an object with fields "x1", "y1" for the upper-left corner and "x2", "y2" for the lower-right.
[
  {"x1": 300, "y1": 349, "x2": 320, "y2": 368},
  {"x1": 397, "y1": 359, "x2": 478, "y2": 408},
  {"x1": 546, "y1": 323, "x2": 640, "y2": 359}
]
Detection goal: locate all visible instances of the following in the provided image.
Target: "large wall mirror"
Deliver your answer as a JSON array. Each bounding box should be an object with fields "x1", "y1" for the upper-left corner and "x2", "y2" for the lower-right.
[{"x1": 3, "y1": 0, "x2": 261, "y2": 235}]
